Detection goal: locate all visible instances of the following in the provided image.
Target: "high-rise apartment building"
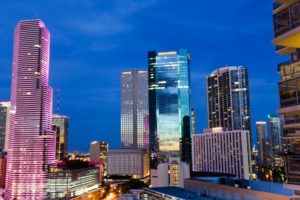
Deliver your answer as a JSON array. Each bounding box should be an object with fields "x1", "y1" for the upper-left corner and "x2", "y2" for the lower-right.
[
  {"x1": 89, "y1": 141, "x2": 108, "y2": 175},
  {"x1": 256, "y1": 121, "x2": 272, "y2": 166},
  {"x1": 273, "y1": 0, "x2": 300, "y2": 188},
  {"x1": 52, "y1": 114, "x2": 69, "y2": 160},
  {"x1": 5, "y1": 19, "x2": 55, "y2": 199},
  {"x1": 120, "y1": 70, "x2": 149, "y2": 150},
  {"x1": 148, "y1": 49, "x2": 191, "y2": 186},
  {"x1": 0, "y1": 102, "x2": 10, "y2": 151},
  {"x1": 192, "y1": 128, "x2": 251, "y2": 179},
  {"x1": 206, "y1": 66, "x2": 251, "y2": 134}
]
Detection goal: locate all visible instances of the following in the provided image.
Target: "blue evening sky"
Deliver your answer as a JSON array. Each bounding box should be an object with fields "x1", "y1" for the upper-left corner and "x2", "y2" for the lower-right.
[{"x1": 0, "y1": 0, "x2": 286, "y2": 152}]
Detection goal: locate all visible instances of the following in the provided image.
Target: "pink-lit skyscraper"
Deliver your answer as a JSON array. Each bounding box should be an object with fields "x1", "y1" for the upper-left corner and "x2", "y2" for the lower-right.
[{"x1": 5, "y1": 19, "x2": 55, "y2": 199}]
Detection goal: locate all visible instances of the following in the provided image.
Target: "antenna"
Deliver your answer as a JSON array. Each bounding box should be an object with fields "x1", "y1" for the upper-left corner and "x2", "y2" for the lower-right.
[{"x1": 57, "y1": 89, "x2": 61, "y2": 114}]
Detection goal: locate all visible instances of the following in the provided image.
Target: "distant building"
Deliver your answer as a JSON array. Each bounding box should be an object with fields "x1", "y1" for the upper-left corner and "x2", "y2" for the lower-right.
[
  {"x1": 150, "y1": 157, "x2": 190, "y2": 188},
  {"x1": 121, "y1": 70, "x2": 149, "y2": 150},
  {"x1": 192, "y1": 128, "x2": 251, "y2": 179},
  {"x1": 256, "y1": 121, "x2": 272, "y2": 166},
  {"x1": 89, "y1": 141, "x2": 108, "y2": 175},
  {"x1": 0, "y1": 102, "x2": 10, "y2": 152},
  {"x1": 148, "y1": 49, "x2": 192, "y2": 175},
  {"x1": 191, "y1": 108, "x2": 196, "y2": 134},
  {"x1": 268, "y1": 115, "x2": 284, "y2": 167},
  {"x1": 46, "y1": 166, "x2": 100, "y2": 199},
  {"x1": 107, "y1": 149, "x2": 149, "y2": 179},
  {"x1": 0, "y1": 152, "x2": 6, "y2": 188},
  {"x1": 206, "y1": 66, "x2": 252, "y2": 142},
  {"x1": 53, "y1": 114, "x2": 69, "y2": 160}
]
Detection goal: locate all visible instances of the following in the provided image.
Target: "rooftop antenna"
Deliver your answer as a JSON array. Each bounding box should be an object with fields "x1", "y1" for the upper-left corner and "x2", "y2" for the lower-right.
[{"x1": 57, "y1": 89, "x2": 61, "y2": 114}]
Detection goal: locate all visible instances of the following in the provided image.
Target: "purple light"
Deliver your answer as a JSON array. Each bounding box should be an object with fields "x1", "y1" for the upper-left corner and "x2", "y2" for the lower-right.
[{"x1": 5, "y1": 19, "x2": 55, "y2": 199}]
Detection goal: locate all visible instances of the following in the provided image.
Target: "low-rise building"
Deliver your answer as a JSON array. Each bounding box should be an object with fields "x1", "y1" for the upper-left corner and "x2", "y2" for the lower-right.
[
  {"x1": 150, "y1": 157, "x2": 190, "y2": 188},
  {"x1": 184, "y1": 177, "x2": 298, "y2": 200},
  {"x1": 107, "y1": 149, "x2": 149, "y2": 179},
  {"x1": 46, "y1": 166, "x2": 100, "y2": 199}
]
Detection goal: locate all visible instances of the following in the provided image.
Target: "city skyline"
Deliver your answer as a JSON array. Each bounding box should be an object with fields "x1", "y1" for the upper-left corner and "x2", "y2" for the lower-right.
[{"x1": 0, "y1": 0, "x2": 285, "y2": 151}]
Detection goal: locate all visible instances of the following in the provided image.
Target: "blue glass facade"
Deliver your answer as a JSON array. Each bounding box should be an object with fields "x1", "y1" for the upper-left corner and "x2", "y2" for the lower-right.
[{"x1": 148, "y1": 49, "x2": 191, "y2": 169}]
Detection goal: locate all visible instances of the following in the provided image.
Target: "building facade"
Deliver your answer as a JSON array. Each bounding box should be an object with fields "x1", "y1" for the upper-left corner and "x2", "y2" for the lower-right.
[
  {"x1": 5, "y1": 19, "x2": 55, "y2": 199},
  {"x1": 206, "y1": 66, "x2": 251, "y2": 139},
  {"x1": 150, "y1": 157, "x2": 190, "y2": 188},
  {"x1": 256, "y1": 121, "x2": 272, "y2": 166},
  {"x1": 0, "y1": 152, "x2": 6, "y2": 188},
  {"x1": 0, "y1": 102, "x2": 10, "y2": 152},
  {"x1": 107, "y1": 149, "x2": 149, "y2": 179},
  {"x1": 46, "y1": 167, "x2": 100, "y2": 199},
  {"x1": 52, "y1": 114, "x2": 69, "y2": 160},
  {"x1": 148, "y1": 49, "x2": 192, "y2": 171},
  {"x1": 268, "y1": 115, "x2": 284, "y2": 167},
  {"x1": 121, "y1": 70, "x2": 149, "y2": 150},
  {"x1": 192, "y1": 128, "x2": 251, "y2": 179},
  {"x1": 273, "y1": 0, "x2": 300, "y2": 188},
  {"x1": 89, "y1": 141, "x2": 108, "y2": 175}
]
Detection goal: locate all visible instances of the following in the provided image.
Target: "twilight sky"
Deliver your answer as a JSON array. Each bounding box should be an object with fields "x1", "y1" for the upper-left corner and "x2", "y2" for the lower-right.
[{"x1": 0, "y1": 0, "x2": 286, "y2": 152}]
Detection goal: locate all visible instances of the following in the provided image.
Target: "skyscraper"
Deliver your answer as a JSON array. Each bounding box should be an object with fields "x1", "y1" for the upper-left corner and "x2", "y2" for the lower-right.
[
  {"x1": 120, "y1": 70, "x2": 149, "y2": 150},
  {"x1": 256, "y1": 121, "x2": 272, "y2": 166},
  {"x1": 5, "y1": 19, "x2": 55, "y2": 199},
  {"x1": 148, "y1": 49, "x2": 191, "y2": 170},
  {"x1": 267, "y1": 115, "x2": 284, "y2": 167},
  {"x1": 273, "y1": 0, "x2": 300, "y2": 187},
  {"x1": 206, "y1": 66, "x2": 251, "y2": 132},
  {"x1": 52, "y1": 114, "x2": 69, "y2": 160},
  {"x1": 0, "y1": 102, "x2": 10, "y2": 151}
]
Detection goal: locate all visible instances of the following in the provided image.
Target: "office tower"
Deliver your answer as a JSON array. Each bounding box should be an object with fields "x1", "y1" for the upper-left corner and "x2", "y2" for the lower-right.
[
  {"x1": 206, "y1": 66, "x2": 251, "y2": 133},
  {"x1": 89, "y1": 141, "x2": 108, "y2": 175},
  {"x1": 268, "y1": 115, "x2": 284, "y2": 167},
  {"x1": 5, "y1": 19, "x2": 55, "y2": 199},
  {"x1": 192, "y1": 128, "x2": 251, "y2": 179},
  {"x1": 52, "y1": 114, "x2": 69, "y2": 160},
  {"x1": 273, "y1": 0, "x2": 300, "y2": 187},
  {"x1": 191, "y1": 108, "x2": 196, "y2": 134},
  {"x1": 256, "y1": 121, "x2": 272, "y2": 166},
  {"x1": 0, "y1": 102, "x2": 10, "y2": 151},
  {"x1": 107, "y1": 149, "x2": 149, "y2": 179},
  {"x1": 120, "y1": 70, "x2": 149, "y2": 150},
  {"x1": 148, "y1": 49, "x2": 191, "y2": 186}
]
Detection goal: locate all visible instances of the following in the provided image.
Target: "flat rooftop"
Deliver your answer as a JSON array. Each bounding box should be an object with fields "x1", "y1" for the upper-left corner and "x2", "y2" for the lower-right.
[
  {"x1": 191, "y1": 177, "x2": 295, "y2": 196},
  {"x1": 145, "y1": 187, "x2": 213, "y2": 200}
]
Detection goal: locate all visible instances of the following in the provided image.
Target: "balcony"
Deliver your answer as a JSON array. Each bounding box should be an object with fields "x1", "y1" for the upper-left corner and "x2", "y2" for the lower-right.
[
  {"x1": 275, "y1": 45, "x2": 296, "y2": 55},
  {"x1": 278, "y1": 60, "x2": 300, "y2": 80},
  {"x1": 273, "y1": 0, "x2": 298, "y2": 14},
  {"x1": 273, "y1": 1, "x2": 300, "y2": 47},
  {"x1": 285, "y1": 155, "x2": 300, "y2": 185}
]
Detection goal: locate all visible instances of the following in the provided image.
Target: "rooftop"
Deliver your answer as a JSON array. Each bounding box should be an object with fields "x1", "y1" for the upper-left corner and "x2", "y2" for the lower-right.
[
  {"x1": 145, "y1": 187, "x2": 213, "y2": 200},
  {"x1": 191, "y1": 177, "x2": 295, "y2": 196}
]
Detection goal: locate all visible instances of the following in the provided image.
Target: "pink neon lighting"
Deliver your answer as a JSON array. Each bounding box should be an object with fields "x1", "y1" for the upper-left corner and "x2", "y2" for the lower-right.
[{"x1": 5, "y1": 19, "x2": 55, "y2": 199}]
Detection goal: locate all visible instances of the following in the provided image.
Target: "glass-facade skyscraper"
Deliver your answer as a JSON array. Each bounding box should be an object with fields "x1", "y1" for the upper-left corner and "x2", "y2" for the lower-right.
[
  {"x1": 268, "y1": 115, "x2": 284, "y2": 167},
  {"x1": 5, "y1": 19, "x2": 55, "y2": 199},
  {"x1": 52, "y1": 114, "x2": 69, "y2": 160},
  {"x1": 120, "y1": 70, "x2": 149, "y2": 150},
  {"x1": 206, "y1": 66, "x2": 252, "y2": 142},
  {"x1": 148, "y1": 49, "x2": 191, "y2": 169}
]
